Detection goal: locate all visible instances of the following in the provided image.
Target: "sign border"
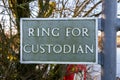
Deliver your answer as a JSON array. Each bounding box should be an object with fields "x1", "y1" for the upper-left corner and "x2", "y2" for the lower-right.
[{"x1": 20, "y1": 18, "x2": 98, "y2": 64}]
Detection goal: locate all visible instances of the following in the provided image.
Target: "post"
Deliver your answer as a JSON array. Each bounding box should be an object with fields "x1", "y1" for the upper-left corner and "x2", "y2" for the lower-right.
[{"x1": 102, "y1": 0, "x2": 117, "y2": 80}]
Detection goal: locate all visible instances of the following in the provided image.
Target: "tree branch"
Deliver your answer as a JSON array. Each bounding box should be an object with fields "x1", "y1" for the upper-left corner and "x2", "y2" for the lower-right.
[{"x1": 83, "y1": 0, "x2": 102, "y2": 17}]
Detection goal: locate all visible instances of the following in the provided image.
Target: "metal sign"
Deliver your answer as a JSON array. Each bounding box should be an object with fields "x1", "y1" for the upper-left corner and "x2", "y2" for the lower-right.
[{"x1": 20, "y1": 18, "x2": 98, "y2": 64}]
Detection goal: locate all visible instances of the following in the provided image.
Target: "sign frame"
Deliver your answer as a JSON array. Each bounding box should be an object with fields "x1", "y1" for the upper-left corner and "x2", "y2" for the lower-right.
[{"x1": 20, "y1": 18, "x2": 98, "y2": 64}]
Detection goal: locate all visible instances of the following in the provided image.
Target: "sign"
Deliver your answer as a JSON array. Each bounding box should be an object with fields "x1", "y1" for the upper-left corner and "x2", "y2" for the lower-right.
[{"x1": 20, "y1": 18, "x2": 98, "y2": 64}]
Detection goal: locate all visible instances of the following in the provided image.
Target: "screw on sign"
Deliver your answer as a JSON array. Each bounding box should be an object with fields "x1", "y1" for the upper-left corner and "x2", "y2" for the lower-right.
[{"x1": 64, "y1": 64, "x2": 86, "y2": 80}]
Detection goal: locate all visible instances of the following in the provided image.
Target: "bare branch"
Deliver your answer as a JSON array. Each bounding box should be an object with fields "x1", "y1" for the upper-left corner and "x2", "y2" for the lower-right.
[
  {"x1": 73, "y1": 0, "x2": 91, "y2": 17},
  {"x1": 83, "y1": 0, "x2": 102, "y2": 17}
]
